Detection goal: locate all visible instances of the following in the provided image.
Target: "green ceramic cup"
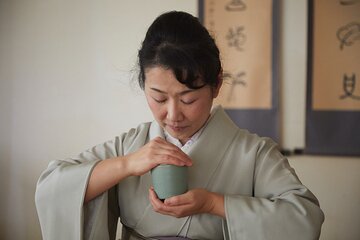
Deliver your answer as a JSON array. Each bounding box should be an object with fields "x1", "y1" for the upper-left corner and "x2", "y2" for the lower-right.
[{"x1": 151, "y1": 164, "x2": 188, "y2": 200}]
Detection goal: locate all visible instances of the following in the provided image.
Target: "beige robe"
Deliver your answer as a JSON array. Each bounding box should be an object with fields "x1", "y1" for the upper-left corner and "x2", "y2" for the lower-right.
[{"x1": 35, "y1": 106, "x2": 324, "y2": 239}]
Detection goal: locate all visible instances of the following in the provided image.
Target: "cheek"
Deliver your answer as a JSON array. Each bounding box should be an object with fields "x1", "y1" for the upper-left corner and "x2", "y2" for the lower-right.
[
  {"x1": 186, "y1": 105, "x2": 208, "y2": 121},
  {"x1": 187, "y1": 99, "x2": 213, "y2": 121},
  {"x1": 147, "y1": 99, "x2": 157, "y2": 111},
  {"x1": 147, "y1": 100, "x2": 166, "y2": 119}
]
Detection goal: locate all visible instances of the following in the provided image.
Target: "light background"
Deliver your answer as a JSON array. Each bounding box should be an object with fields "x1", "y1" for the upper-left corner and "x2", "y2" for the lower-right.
[{"x1": 0, "y1": 0, "x2": 359, "y2": 239}]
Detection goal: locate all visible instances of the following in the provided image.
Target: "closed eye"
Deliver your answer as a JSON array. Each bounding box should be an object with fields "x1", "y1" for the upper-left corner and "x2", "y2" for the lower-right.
[
  {"x1": 153, "y1": 97, "x2": 167, "y2": 103},
  {"x1": 181, "y1": 99, "x2": 196, "y2": 105}
]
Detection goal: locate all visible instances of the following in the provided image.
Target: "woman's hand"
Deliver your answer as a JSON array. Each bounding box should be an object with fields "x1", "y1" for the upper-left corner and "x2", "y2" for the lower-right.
[
  {"x1": 125, "y1": 137, "x2": 192, "y2": 176},
  {"x1": 85, "y1": 137, "x2": 191, "y2": 203},
  {"x1": 148, "y1": 187, "x2": 225, "y2": 218}
]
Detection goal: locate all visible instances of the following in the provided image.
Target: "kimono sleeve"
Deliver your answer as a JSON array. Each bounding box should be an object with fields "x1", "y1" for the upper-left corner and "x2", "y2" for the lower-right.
[
  {"x1": 35, "y1": 135, "x2": 125, "y2": 240},
  {"x1": 222, "y1": 139, "x2": 324, "y2": 240}
]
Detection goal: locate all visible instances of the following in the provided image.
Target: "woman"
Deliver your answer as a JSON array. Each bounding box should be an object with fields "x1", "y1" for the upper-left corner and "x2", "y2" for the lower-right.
[{"x1": 35, "y1": 11, "x2": 324, "y2": 240}]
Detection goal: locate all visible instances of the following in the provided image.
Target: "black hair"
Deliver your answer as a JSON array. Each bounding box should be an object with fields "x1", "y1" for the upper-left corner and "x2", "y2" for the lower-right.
[{"x1": 138, "y1": 11, "x2": 222, "y2": 90}]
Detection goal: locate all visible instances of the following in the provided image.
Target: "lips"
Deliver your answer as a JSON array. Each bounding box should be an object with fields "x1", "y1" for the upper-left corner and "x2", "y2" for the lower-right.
[{"x1": 166, "y1": 124, "x2": 188, "y2": 132}]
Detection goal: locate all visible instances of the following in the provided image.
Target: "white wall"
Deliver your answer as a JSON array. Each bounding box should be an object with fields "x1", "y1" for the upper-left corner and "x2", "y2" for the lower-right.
[
  {"x1": 288, "y1": 155, "x2": 360, "y2": 240},
  {"x1": 0, "y1": 0, "x2": 359, "y2": 239},
  {"x1": 0, "y1": 1, "x2": 197, "y2": 239}
]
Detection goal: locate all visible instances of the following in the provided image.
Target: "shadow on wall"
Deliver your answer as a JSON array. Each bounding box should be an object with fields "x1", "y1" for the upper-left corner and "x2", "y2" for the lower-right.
[{"x1": 0, "y1": 72, "x2": 12, "y2": 238}]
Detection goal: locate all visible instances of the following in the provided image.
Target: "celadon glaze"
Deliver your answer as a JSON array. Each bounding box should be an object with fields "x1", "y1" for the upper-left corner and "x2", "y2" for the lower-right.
[{"x1": 151, "y1": 164, "x2": 188, "y2": 200}]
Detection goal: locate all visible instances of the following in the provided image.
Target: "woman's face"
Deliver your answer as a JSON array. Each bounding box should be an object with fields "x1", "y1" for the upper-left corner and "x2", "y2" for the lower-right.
[{"x1": 144, "y1": 66, "x2": 221, "y2": 144}]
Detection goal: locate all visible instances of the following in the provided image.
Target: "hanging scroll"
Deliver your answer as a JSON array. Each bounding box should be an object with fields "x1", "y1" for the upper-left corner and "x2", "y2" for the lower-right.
[
  {"x1": 199, "y1": 0, "x2": 280, "y2": 142},
  {"x1": 306, "y1": 0, "x2": 360, "y2": 155}
]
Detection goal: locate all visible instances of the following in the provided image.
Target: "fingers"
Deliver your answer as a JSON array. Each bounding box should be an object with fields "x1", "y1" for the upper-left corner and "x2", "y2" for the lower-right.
[
  {"x1": 149, "y1": 187, "x2": 161, "y2": 204},
  {"x1": 149, "y1": 188, "x2": 220, "y2": 218},
  {"x1": 149, "y1": 187, "x2": 191, "y2": 218},
  {"x1": 154, "y1": 153, "x2": 189, "y2": 167},
  {"x1": 164, "y1": 193, "x2": 189, "y2": 206},
  {"x1": 150, "y1": 137, "x2": 192, "y2": 166},
  {"x1": 148, "y1": 187, "x2": 170, "y2": 213},
  {"x1": 125, "y1": 137, "x2": 193, "y2": 176}
]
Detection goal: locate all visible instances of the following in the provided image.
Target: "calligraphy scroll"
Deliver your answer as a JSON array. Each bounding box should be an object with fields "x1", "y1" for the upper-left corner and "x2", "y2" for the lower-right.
[
  {"x1": 306, "y1": 0, "x2": 360, "y2": 155},
  {"x1": 199, "y1": 0, "x2": 280, "y2": 142}
]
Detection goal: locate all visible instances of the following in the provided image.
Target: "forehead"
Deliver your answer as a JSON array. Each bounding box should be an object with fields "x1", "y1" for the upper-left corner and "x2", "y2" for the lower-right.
[
  {"x1": 144, "y1": 67, "x2": 188, "y2": 89},
  {"x1": 144, "y1": 66, "x2": 205, "y2": 89},
  {"x1": 144, "y1": 67, "x2": 210, "y2": 96}
]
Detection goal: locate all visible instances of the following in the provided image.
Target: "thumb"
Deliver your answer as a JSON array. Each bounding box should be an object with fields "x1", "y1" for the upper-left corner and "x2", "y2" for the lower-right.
[{"x1": 164, "y1": 193, "x2": 188, "y2": 206}]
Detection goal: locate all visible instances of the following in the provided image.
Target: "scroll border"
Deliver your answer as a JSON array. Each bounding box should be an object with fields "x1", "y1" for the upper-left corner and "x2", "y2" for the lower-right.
[{"x1": 305, "y1": 0, "x2": 360, "y2": 156}]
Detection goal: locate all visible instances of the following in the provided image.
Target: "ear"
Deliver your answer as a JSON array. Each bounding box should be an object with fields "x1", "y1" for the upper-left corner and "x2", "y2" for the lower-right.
[{"x1": 212, "y1": 72, "x2": 223, "y2": 98}]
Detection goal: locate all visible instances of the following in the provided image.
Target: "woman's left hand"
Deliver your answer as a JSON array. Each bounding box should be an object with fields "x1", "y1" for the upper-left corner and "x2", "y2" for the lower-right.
[{"x1": 148, "y1": 187, "x2": 225, "y2": 218}]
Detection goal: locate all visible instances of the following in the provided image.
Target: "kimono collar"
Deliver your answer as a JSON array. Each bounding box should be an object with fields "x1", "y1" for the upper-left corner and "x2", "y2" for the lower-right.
[
  {"x1": 136, "y1": 105, "x2": 239, "y2": 236},
  {"x1": 148, "y1": 105, "x2": 239, "y2": 188},
  {"x1": 163, "y1": 107, "x2": 216, "y2": 151},
  {"x1": 148, "y1": 105, "x2": 219, "y2": 149}
]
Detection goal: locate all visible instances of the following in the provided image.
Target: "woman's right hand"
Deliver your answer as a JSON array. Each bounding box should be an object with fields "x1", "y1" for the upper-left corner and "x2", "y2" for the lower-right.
[
  {"x1": 124, "y1": 137, "x2": 193, "y2": 176},
  {"x1": 85, "y1": 137, "x2": 192, "y2": 203}
]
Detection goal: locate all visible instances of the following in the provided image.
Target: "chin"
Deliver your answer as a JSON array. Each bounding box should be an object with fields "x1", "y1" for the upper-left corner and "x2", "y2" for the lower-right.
[{"x1": 167, "y1": 130, "x2": 189, "y2": 140}]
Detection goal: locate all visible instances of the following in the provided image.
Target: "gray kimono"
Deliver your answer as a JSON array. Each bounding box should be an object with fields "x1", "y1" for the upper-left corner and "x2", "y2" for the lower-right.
[{"x1": 35, "y1": 106, "x2": 324, "y2": 239}]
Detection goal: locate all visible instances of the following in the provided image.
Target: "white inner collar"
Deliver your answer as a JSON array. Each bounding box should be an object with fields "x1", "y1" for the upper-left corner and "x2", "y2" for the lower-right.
[{"x1": 163, "y1": 105, "x2": 218, "y2": 150}]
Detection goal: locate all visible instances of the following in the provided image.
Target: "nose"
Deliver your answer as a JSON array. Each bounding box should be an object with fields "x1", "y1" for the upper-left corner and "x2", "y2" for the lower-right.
[{"x1": 166, "y1": 100, "x2": 184, "y2": 122}]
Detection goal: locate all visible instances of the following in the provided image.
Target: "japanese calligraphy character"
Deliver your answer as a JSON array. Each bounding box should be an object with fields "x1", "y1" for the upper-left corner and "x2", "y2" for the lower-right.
[
  {"x1": 226, "y1": 26, "x2": 246, "y2": 51},
  {"x1": 225, "y1": 0, "x2": 247, "y2": 11},
  {"x1": 339, "y1": 0, "x2": 360, "y2": 5},
  {"x1": 336, "y1": 22, "x2": 360, "y2": 50},
  {"x1": 225, "y1": 71, "x2": 247, "y2": 102},
  {"x1": 340, "y1": 73, "x2": 360, "y2": 100}
]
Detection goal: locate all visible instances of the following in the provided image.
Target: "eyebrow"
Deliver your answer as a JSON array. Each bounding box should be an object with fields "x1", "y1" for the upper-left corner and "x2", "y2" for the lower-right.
[{"x1": 150, "y1": 87, "x2": 196, "y2": 96}]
